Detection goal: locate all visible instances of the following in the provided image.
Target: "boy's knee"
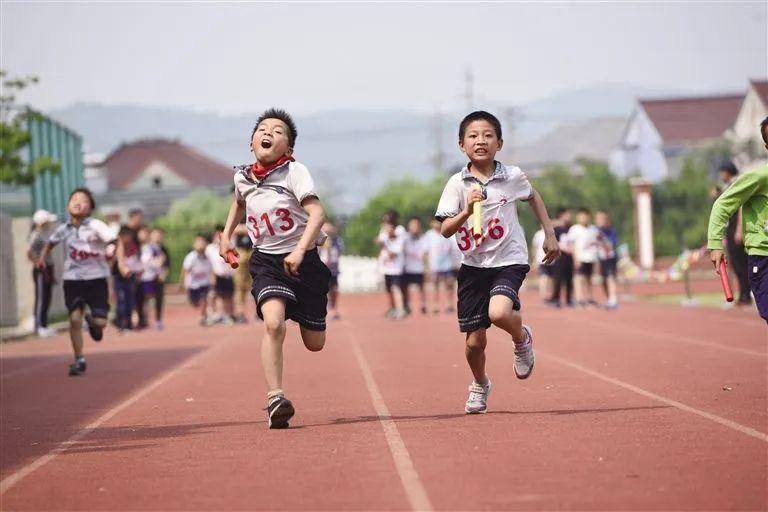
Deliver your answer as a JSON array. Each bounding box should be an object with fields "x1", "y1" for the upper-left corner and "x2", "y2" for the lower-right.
[
  {"x1": 263, "y1": 317, "x2": 285, "y2": 337},
  {"x1": 304, "y1": 338, "x2": 325, "y2": 352},
  {"x1": 488, "y1": 305, "x2": 518, "y2": 325}
]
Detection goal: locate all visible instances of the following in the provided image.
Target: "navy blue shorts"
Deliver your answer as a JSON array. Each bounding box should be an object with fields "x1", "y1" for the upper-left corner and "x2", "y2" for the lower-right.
[
  {"x1": 457, "y1": 264, "x2": 530, "y2": 332},
  {"x1": 188, "y1": 286, "x2": 210, "y2": 307},
  {"x1": 250, "y1": 249, "x2": 331, "y2": 332},
  {"x1": 748, "y1": 255, "x2": 768, "y2": 324}
]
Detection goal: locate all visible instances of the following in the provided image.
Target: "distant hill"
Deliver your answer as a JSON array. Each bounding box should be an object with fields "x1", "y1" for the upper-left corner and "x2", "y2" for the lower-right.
[{"x1": 47, "y1": 83, "x2": 676, "y2": 213}]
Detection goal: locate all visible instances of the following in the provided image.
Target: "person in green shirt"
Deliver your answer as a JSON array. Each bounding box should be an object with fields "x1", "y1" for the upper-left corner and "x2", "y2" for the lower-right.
[{"x1": 708, "y1": 117, "x2": 768, "y2": 323}]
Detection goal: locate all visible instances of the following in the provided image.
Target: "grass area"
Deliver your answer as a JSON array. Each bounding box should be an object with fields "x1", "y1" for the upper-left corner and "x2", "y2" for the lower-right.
[{"x1": 642, "y1": 292, "x2": 730, "y2": 308}]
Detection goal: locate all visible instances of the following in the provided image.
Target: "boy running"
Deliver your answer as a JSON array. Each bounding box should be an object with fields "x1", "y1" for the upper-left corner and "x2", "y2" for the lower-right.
[
  {"x1": 435, "y1": 111, "x2": 560, "y2": 414},
  {"x1": 181, "y1": 234, "x2": 215, "y2": 326},
  {"x1": 219, "y1": 108, "x2": 330, "y2": 429},
  {"x1": 708, "y1": 117, "x2": 768, "y2": 323},
  {"x1": 37, "y1": 188, "x2": 116, "y2": 376}
]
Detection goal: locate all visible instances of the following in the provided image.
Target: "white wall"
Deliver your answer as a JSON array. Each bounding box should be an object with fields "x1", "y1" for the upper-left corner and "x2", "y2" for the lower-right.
[
  {"x1": 338, "y1": 256, "x2": 382, "y2": 293},
  {"x1": 613, "y1": 106, "x2": 668, "y2": 182}
]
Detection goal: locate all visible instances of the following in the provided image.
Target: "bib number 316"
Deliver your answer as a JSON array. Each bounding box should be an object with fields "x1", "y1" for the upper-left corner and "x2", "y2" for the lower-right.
[{"x1": 457, "y1": 218, "x2": 504, "y2": 251}]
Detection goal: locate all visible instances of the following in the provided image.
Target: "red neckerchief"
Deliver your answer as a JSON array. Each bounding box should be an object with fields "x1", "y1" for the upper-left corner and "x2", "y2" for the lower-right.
[{"x1": 251, "y1": 155, "x2": 295, "y2": 180}]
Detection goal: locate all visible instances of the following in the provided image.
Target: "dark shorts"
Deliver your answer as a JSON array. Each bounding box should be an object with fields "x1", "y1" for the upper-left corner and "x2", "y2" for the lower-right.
[
  {"x1": 250, "y1": 248, "x2": 331, "y2": 332},
  {"x1": 384, "y1": 274, "x2": 403, "y2": 292},
  {"x1": 457, "y1": 264, "x2": 530, "y2": 333},
  {"x1": 599, "y1": 257, "x2": 617, "y2": 279},
  {"x1": 539, "y1": 264, "x2": 554, "y2": 277},
  {"x1": 188, "y1": 286, "x2": 210, "y2": 307},
  {"x1": 142, "y1": 280, "x2": 157, "y2": 296},
  {"x1": 577, "y1": 262, "x2": 595, "y2": 277},
  {"x1": 403, "y1": 272, "x2": 425, "y2": 286},
  {"x1": 329, "y1": 274, "x2": 339, "y2": 290},
  {"x1": 215, "y1": 276, "x2": 235, "y2": 298},
  {"x1": 63, "y1": 278, "x2": 109, "y2": 318},
  {"x1": 432, "y1": 270, "x2": 455, "y2": 283},
  {"x1": 748, "y1": 255, "x2": 768, "y2": 324}
]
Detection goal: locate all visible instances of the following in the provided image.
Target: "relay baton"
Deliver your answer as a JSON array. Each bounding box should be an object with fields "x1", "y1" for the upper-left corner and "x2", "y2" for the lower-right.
[
  {"x1": 718, "y1": 259, "x2": 733, "y2": 302},
  {"x1": 225, "y1": 251, "x2": 239, "y2": 269},
  {"x1": 473, "y1": 185, "x2": 483, "y2": 241}
]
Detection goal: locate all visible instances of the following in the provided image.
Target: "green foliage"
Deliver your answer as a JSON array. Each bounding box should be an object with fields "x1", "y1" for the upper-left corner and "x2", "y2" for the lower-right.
[
  {"x1": 652, "y1": 158, "x2": 712, "y2": 256},
  {"x1": 154, "y1": 189, "x2": 231, "y2": 281},
  {"x1": 0, "y1": 70, "x2": 60, "y2": 186},
  {"x1": 344, "y1": 176, "x2": 446, "y2": 256}
]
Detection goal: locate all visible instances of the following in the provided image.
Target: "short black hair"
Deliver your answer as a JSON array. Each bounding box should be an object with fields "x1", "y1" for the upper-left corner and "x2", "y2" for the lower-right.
[
  {"x1": 555, "y1": 207, "x2": 571, "y2": 218},
  {"x1": 459, "y1": 111, "x2": 502, "y2": 141},
  {"x1": 118, "y1": 225, "x2": 133, "y2": 237},
  {"x1": 408, "y1": 215, "x2": 421, "y2": 223},
  {"x1": 718, "y1": 161, "x2": 739, "y2": 177},
  {"x1": 252, "y1": 108, "x2": 297, "y2": 148},
  {"x1": 128, "y1": 207, "x2": 143, "y2": 217},
  {"x1": 214, "y1": 224, "x2": 225, "y2": 232},
  {"x1": 383, "y1": 209, "x2": 400, "y2": 224},
  {"x1": 196, "y1": 232, "x2": 210, "y2": 243},
  {"x1": 68, "y1": 187, "x2": 96, "y2": 211},
  {"x1": 577, "y1": 207, "x2": 591, "y2": 215},
  {"x1": 760, "y1": 116, "x2": 768, "y2": 145}
]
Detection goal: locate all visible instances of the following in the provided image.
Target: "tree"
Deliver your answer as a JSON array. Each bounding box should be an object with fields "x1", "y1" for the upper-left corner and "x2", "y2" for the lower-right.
[{"x1": 0, "y1": 70, "x2": 60, "y2": 186}]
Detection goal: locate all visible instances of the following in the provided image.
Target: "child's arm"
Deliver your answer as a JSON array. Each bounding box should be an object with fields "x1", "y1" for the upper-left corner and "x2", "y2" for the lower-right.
[
  {"x1": 525, "y1": 189, "x2": 560, "y2": 264},
  {"x1": 37, "y1": 243, "x2": 53, "y2": 269},
  {"x1": 708, "y1": 171, "x2": 760, "y2": 270},
  {"x1": 283, "y1": 198, "x2": 326, "y2": 276},
  {"x1": 440, "y1": 188, "x2": 483, "y2": 238},
  {"x1": 219, "y1": 197, "x2": 246, "y2": 261},
  {"x1": 179, "y1": 268, "x2": 187, "y2": 291},
  {"x1": 115, "y1": 239, "x2": 132, "y2": 277}
]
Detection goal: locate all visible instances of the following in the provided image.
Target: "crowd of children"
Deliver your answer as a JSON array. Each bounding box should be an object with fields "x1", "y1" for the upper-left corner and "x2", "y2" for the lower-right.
[
  {"x1": 376, "y1": 211, "x2": 462, "y2": 319},
  {"x1": 533, "y1": 207, "x2": 620, "y2": 310}
]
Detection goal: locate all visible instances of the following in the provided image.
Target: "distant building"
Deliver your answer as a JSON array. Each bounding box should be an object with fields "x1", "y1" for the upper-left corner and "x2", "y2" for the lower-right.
[
  {"x1": 87, "y1": 139, "x2": 233, "y2": 218},
  {"x1": 613, "y1": 94, "x2": 744, "y2": 182},
  {"x1": 728, "y1": 79, "x2": 768, "y2": 169},
  {"x1": 499, "y1": 117, "x2": 626, "y2": 176}
]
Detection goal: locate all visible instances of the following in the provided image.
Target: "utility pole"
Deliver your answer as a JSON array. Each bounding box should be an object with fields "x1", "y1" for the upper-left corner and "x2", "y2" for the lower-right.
[
  {"x1": 465, "y1": 68, "x2": 474, "y2": 111},
  {"x1": 433, "y1": 105, "x2": 444, "y2": 175},
  {"x1": 503, "y1": 106, "x2": 517, "y2": 162}
]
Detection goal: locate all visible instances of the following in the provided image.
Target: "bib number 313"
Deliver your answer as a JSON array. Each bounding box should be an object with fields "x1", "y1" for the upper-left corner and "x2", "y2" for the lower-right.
[{"x1": 248, "y1": 209, "x2": 295, "y2": 239}]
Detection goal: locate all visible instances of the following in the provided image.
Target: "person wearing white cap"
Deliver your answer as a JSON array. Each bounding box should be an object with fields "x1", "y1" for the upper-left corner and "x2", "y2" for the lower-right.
[{"x1": 27, "y1": 210, "x2": 59, "y2": 338}]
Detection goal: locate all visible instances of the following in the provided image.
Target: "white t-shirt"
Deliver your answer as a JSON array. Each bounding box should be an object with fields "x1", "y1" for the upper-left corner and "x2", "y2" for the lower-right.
[
  {"x1": 140, "y1": 243, "x2": 164, "y2": 282},
  {"x1": 567, "y1": 224, "x2": 600, "y2": 263},
  {"x1": 378, "y1": 226, "x2": 406, "y2": 276},
  {"x1": 403, "y1": 233, "x2": 427, "y2": 274},
  {"x1": 435, "y1": 162, "x2": 533, "y2": 268},
  {"x1": 182, "y1": 251, "x2": 213, "y2": 289},
  {"x1": 205, "y1": 243, "x2": 234, "y2": 278},
  {"x1": 233, "y1": 161, "x2": 326, "y2": 254},
  {"x1": 421, "y1": 229, "x2": 454, "y2": 273},
  {"x1": 531, "y1": 229, "x2": 546, "y2": 267},
  {"x1": 48, "y1": 218, "x2": 116, "y2": 281}
]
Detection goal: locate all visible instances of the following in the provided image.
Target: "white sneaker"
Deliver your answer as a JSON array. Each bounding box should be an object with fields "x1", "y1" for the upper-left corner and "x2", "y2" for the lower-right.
[
  {"x1": 514, "y1": 325, "x2": 535, "y2": 379},
  {"x1": 464, "y1": 378, "x2": 492, "y2": 414},
  {"x1": 37, "y1": 327, "x2": 57, "y2": 338}
]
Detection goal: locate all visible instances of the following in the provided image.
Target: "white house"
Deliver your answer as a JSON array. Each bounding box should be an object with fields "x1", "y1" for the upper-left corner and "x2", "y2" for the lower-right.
[
  {"x1": 613, "y1": 94, "x2": 743, "y2": 182},
  {"x1": 728, "y1": 79, "x2": 768, "y2": 169}
]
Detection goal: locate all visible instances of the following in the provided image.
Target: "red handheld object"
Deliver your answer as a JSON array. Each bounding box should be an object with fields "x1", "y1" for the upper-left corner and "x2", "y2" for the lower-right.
[
  {"x1": 718, "y1": 260, "x2": 734, "y2": 302},
  {"x1": 225, "y1": 251, "x2": 239, "y2": 269}
]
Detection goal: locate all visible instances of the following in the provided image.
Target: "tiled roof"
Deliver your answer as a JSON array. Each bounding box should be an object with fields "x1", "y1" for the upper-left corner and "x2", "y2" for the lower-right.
[{"x1": 640, "y1": 94, "x2": 743, "y2": 145}]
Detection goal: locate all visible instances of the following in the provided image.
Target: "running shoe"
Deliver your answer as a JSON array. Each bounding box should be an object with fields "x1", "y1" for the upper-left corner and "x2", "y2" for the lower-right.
[
  {"x1": 68, "y1": 359, "x2": 86, "y2": 376},
  {"x1": 464, "y1": 378, "x2": 492, "y2": 414},
  {"x1": 266, "y1": 395, "x2": 295, "y2": 429},
  {"x1": 514, "y1": 325, "x2": 535, "y2": 379}
]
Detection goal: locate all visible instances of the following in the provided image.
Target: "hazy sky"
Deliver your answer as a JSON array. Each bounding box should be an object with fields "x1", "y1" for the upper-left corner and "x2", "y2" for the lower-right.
[{"x1": 2, "y1": 2, "x2": 766, "y2": 115}]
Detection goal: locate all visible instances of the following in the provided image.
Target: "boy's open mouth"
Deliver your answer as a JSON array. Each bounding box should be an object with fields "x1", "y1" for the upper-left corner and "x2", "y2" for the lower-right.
[{"x1": 260, "y1": 139, "x2": 273, "y2": 149}]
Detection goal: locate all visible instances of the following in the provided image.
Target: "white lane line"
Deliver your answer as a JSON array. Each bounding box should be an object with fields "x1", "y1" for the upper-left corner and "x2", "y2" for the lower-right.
[
  {"x1": 0, "y1": 343, "x2": 224, "y2": 495},
  {"x1": 343, "y1": 322, "x2": 433, "y2": 512},
  {"x1": 562, "y1": 315, "x2": 766, "y2": 358},
  {"x1": 540, "y1": 351, "x2": 768, "y2": 443}
]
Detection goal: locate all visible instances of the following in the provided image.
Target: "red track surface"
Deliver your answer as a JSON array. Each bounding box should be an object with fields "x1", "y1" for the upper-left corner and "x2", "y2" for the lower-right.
[{"x1": 1, "y1": 293, "x2": 766, "y2": 510}]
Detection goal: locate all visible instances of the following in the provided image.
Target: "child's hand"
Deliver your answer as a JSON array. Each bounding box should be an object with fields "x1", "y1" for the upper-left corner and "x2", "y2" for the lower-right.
[
  {"x1": 463, "y1": 188, "x2": 484, "y2": 215},
  {"x1": 283, "y1": 248, "x2": 305, "y2": 277},
  {"x1": 542, "y1": 233, "x2": 561, "y2": 264},
  {"x1": 35, "y1": 259, "x2": 46, "y2": 270},
  {"x1": 710, "y1": 249, "x2": 725, "y2": 272},
  {"x1": 219, "y1": 240, "x2": 238, "y2": 262}
]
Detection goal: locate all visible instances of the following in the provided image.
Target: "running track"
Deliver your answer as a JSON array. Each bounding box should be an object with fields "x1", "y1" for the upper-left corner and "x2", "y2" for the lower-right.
[{"x1": 1, "y1": 294, "x2": 766, "y2": 510}]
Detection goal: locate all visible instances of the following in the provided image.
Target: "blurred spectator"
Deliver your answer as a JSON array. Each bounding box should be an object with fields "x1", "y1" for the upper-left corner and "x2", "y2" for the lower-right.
[
  {"x1": 114, "y1": 226, "x2": 142, "y2": 331},
  {"x1": 232, "y1": 222, "x2": 253, "y2": 323},
  {"x1": 549, "y1": 208, "x2": 574, "y2": 307},
  {"x1": 27, "y1": 209, "x2": 58, "y2": 338},
  {"x1": 141, "y1": 227, "x2": 167, "y2": 329},
  {"x1": 126, "y1": 208, "x2": 148, "y2": 328},
  {"x1": 402, "y1": 216, "x2": 428, "y2": 315},
  {"x1": 569, "y1": 208, "x2": 600, "y2": 307},
  {"x1": 151, "y1": 228, "x2": 170, "y2": 329},
  {"x1": 181, "y1": 234, "x2": 214, "y2": 326},
  {"x1": 319, "y1": 221, "x2": 344, "y2": 320},
  {"x1": 423, "y1": 218, "x2": 457, "y2": 314},
  {"x1": 596, "y1": 210, "x2": 619, "y2": 309},
  {"x1": 531, "y1": 227, "x2": 552, "y2": 302},
  {"x1": 206, "y1": 226, "x2": 236, "y2": 325},
  {"x1": 377, "y1": 211, "x2": 407, "y2": 319}
]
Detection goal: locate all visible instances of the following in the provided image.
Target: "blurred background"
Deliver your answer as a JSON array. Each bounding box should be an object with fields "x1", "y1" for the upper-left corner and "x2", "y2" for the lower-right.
[{"x1": 1, "y1": 2, "x2": 766, "y2": 333}]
